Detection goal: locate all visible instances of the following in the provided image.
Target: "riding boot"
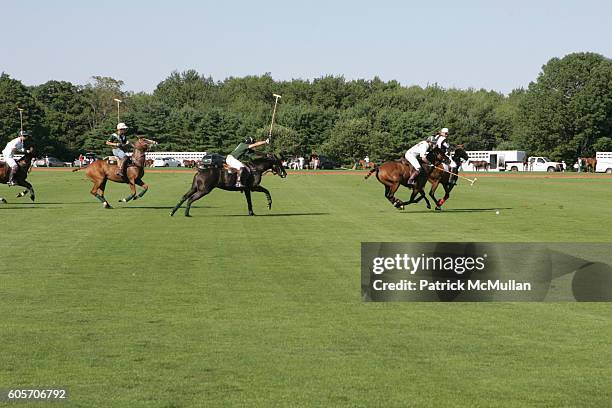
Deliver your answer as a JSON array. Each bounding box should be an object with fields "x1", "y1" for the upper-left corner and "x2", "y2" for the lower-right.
[
  {"x1": 7, "y1": 166, "x2": 17, "y2": 186},
  {"x1": 116, "y1": 158, "x2": 127, "y2": 177},
  {"x1": 235, "y1": 168, "x2": 243, "y2": 188},
  {"x1": 407, "y1": 168, "x2": 420, "y2": 186}
]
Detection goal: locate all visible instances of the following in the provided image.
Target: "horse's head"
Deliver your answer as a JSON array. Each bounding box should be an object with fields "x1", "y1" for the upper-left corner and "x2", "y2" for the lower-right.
[
  {"x1": 451, "y1": 144, "x2": 469, "y2": 164},
  {"x1": 430, "y1": 147, "x2": 449, "y2": 165},
  {"x1": 268, "y1": 154, "x2": 287, "y2": 178},
  {"x1": 133, "y1": 137, "x2": 158, "y2": 151}
]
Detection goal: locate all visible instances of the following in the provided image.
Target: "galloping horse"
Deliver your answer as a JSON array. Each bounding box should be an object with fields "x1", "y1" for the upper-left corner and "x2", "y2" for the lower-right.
[
  {"x1": 73, "y1": 137, "x2": 158, "y2": 208},
  {"x1": 170, "y1": 154, "x2": 287, "y2": 217},
  {"x1": 0, "y1": 147, "x2": 38, "y2": 203},
  {"x1": 426, "y1": 145, "x2": 470, "y2": 210},
  {"x1": 364, "y1": 148, "x2": 447, "y2": 210},
  {"x1": 470, "y1": 160, "x2": 489, "y2": 171}
]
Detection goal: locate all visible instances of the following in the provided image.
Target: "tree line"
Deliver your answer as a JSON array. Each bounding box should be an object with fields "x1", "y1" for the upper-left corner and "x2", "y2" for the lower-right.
[{"x1": 0, "y1": 52, "x2": 610, "y2": 164}]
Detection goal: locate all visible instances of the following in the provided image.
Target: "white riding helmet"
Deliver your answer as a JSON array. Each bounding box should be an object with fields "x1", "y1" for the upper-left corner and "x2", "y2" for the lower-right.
[
  {"x1": 440, "y1": 127, "x2": 449, "y2": 134},
  {"x1": 117, "y1": 123, "x2": 129, "y2": 130}
]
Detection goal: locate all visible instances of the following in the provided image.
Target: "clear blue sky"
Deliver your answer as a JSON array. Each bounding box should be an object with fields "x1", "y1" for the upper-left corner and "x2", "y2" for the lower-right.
[{"x1": 1, "y1": 0, "x2": 610, "y2": 94}]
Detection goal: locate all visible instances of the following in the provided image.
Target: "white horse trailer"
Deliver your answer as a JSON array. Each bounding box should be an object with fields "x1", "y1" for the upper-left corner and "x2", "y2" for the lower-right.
[
  {"x1": 595, "y1": 152, "x2": 612, "y2": 173},
  {"x1": 145, "y1": 151, "x2": 208, "y2": 162},
  {"x1": 460, "y1": 150, "x2": 526, "y2": 172}
]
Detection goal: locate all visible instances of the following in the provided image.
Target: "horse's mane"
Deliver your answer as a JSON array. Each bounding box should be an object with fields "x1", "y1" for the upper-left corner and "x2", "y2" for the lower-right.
[{"x1": 250, "y1": 154, "x2": 279, "y2": 164}]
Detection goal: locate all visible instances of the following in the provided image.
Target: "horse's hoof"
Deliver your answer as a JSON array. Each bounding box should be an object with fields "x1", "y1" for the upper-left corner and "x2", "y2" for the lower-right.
[
  {"x1": 30, "y1": 197, "x2": 35, "y2": 202},
  {"x1": 104, "y1": 203, "x2": 112, "y2": 209},
  {"x1": 119, "y1": 199, "x2": 126, "y2": 203},
  {"x1": 249, "y1": 212, "x2": 255, "y2": 216},
  {"x1": 0, "y1": 198, "x2": 6, "y2": 204},
  {"x1": 435, "y1": 207, "x2": 442, "y2": 211},
  {"x1": 185, "y1": 214, "x2": 192, "y2": 218}
]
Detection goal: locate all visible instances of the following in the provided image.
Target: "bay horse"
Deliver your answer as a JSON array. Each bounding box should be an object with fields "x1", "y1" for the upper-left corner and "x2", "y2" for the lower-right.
[
  {"x1": 170, "y1": 154, "x2": 287, "y2": 217},
  {"x1": 364, "y1": 148, "x2": 447, "y2": 210},
  {"x1": 72, "y1": 137, "x2": 158, "y2": 208},
  {"x1": 470, "y1": 160, "x2": 489, "y2": 171},
  {"x1": 426, "y1": 145, "x2": 470, "y2": 210},
  {"x1": 0, "y1": 146, "x2": 38, "y2": 203},
  {"x1": 579, "y1": 157, "x2": 597, "y2": 172}
]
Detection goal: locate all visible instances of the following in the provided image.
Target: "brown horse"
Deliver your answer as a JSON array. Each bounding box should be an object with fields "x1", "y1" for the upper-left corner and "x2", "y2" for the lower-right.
[
  {"x1": 470, "y1": 160, "x2": 489, "y2": 171},
  {"x1": 359, "y1": 159, "x2": 376, "y2": 170},
  {"x1": 364, "y1": 148, "x2": 447, "y2": 210},
  {"x1": 0, "y1": 147, "x2": 38, "y2": 203},
  {"x1": 72, "y1": 137, "x2": 158, "y2": 208},
  {"x1": 427, "y1": 145, "x2": 470, "y2": 210},
  {"x1": 579, "y1": 157, "x2": 597, "y2": 172}
]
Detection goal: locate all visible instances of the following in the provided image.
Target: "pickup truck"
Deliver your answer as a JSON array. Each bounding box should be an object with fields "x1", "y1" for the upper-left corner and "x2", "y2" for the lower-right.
[{"x1": 504, "y1": 157, "x2": 564, "y2": 172}]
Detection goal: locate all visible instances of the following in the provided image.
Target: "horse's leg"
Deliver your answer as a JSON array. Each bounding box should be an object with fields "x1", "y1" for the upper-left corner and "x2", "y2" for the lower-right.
[
  {"x1": 119, "y1": 180, "x2": 138, "y2": 203},
  {"x1": 251, "y1": 185, "x2": 272, "y2": 210},
  {"x1": 244, "y1": 188, "x2": 255, "y2": 216},
  {"x1": 385, "y1": 183, "x2": 403, "y2": 209},
  {"x1": 429, "y1": 181, "x2": 440, "y2": 210},
  {"x1": 170, "y1": 185, "x2": 198, "y2": 216},
  {"x1": 0, "y1": 196, "x2": 6, "y2": 204},
  {"x1": 184, "y1": 188, "x2": 212, "y2": 217},
  {"x1": 135, "y1": 179, "x2": 149, "y2": 199},
  {"x1": 95, "y1": 178, "x2": 112, "y2": 209}
]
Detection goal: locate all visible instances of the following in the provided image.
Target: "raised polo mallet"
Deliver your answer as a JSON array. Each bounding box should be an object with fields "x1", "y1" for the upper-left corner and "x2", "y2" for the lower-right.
[
  {"x1": 435, "y1": 165, "x2": 477, "y2": 186},
  {"x1": 17, "y1": 107, "x2": 24, "y2": 133},
  {"x1": 268, "y1": 94, "x2": 282, "y2": 141},
  {"x1": 113, "y1": 98, "x2": 122, "y2": 123}
]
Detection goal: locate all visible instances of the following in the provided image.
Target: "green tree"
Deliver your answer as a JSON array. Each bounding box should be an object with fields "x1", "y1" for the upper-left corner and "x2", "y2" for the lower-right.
[
  {"x1": 514, "y1": 53, "x2": 612, "y2": 160},
  {"x1": 0, "y1": 73, "x2": 46, "y2": 149}
]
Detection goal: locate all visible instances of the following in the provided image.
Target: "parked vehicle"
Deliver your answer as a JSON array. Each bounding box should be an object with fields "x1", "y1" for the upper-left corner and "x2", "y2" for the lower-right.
[
  {"x1": 34, "y1": 156, "x2": 67, "y2": 167},
  {"x1": 152, "y1": 157, "x2": 181, "y2": 167},
  {"x1": 318, "y1": 155, "x2": 338, "y2": 169},
  {"x1": 595, "y1": 152, "x2": 612, "y2": 173},
  {"x1": 505, "y1": 156, "x2": 563, "y2": 172}
]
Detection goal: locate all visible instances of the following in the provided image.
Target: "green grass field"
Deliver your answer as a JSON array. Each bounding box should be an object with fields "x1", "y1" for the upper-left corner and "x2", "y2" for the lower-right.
[{"x1": 1, "y1": 170, "x2": 611, "y2": 407}]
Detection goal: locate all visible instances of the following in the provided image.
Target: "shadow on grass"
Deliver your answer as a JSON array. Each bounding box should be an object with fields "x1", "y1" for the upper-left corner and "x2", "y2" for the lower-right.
[
  {"x1": 401, "y1": 207, "x2": 514, "y2": 214},
  {"x1": 218, "y1": 212, "x2": 330, "y2": 217},
  {"x1": 118, "y1": 205, "x2": 217, "y2": 210}
]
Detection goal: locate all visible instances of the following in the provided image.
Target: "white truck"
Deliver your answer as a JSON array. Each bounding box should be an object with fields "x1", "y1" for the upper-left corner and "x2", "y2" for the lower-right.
[{"x1": 504, "y1": 156, "x2": 564, "y2": 172}]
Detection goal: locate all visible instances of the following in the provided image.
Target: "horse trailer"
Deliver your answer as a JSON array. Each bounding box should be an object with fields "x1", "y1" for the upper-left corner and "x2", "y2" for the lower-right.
[
  {"x1": 460, "y1": 150, "x2": 526, "y2": 172},
  {"x1": 595, "y1": 152, "x2": 612, "y2": 173}
]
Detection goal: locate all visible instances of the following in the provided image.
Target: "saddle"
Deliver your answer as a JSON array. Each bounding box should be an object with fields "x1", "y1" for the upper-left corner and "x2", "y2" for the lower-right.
[{"x1": 105, "y1": 156, "x2": 135, "y2": 167}]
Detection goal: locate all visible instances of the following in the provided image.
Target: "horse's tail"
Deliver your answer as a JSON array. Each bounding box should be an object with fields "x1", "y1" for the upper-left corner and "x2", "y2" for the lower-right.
[
  {"x1": 364, "y1": 165, "x2": 379, "y2": 180},
  {"x1": 72, "y1": 163, "x2": 92, "y2": 172}
]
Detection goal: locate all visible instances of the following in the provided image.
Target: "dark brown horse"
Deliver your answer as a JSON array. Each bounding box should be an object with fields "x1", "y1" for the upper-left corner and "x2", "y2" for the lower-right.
[
  {"x1": 427, "y1": 145, "x2": 470, "y2": 210},
  {"x1": 364, "y1": 148, "x2": 447, "y2": 210},
  {"x1": 470, "y1": 159, "x2": 489, "y2": 171},
  {"x1": 0, "y1": 147, "x2": 38, "y2": 203},
  {"x1": 72, "y1": 137, "x2": 158, "y2": 208},
  {"x1": 170, "y1": 154, "x2": 286, "y2": 217}
]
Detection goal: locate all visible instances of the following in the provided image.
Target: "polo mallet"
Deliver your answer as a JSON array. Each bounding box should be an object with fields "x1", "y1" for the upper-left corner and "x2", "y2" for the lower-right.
[
  {"x1": 17, "y1": 107, "x2": 24, "y2": 133},
  {"x1": 114, "y1": 98, "x2": 122, "y2": 123},
  {"x1": 268, "y1": 94, "x2": 282, "y2": 142},
  {"x1": 435, "y1": 165, "x2": 477, "y2": 186}
]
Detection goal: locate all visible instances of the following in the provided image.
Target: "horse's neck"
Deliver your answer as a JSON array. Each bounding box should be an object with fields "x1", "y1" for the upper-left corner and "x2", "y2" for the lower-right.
[
  {"x1": 131, "y1": 149, "x2": 146, "y2": 167},
  {"x1": 251, "y1": 160, "x2": 272, "y2": 172}
]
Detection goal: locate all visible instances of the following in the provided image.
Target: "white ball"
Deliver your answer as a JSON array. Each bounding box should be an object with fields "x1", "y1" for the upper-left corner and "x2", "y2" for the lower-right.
[{"x1": 495, "y1": 210, "x2": 500, "y2": 215}]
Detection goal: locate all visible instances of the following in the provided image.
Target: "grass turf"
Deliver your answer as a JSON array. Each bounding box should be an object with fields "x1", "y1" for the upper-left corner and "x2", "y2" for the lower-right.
[{"x1": 0, "y1": 170, "x2": 611, "y2": 407}]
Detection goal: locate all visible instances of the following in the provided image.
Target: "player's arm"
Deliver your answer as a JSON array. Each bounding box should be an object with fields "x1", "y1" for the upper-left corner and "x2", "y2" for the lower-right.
[{"x1": 248, "y1": 139, "x2": 270, "y2": 149}]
